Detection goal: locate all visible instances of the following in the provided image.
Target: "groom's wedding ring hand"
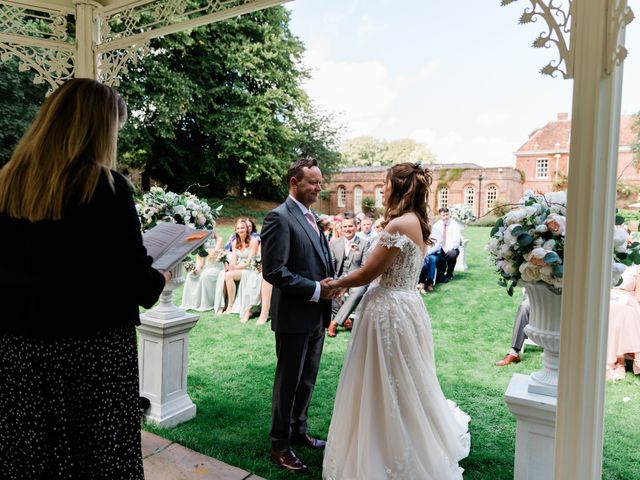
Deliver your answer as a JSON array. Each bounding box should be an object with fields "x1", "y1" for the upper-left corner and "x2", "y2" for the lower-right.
[{"x1": 320, "y1": 277, "x2": 339, "y2": 299}]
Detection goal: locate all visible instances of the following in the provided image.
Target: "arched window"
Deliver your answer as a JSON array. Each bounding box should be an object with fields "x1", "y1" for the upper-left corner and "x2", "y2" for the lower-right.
[
  {"x1": 486, "y1": 185, "x2": 498, "y2": 211},
  {"x1": 354, "y1": 186, "x2": 363, "y2": 214},
  {"x1": 437, "y1": 187, "x2": 449, "y2": 210},
  {"x1": 464, "y1": 185, "x2": 475, "y2": 208},
  {"x1": 337, "y1": 186, "x2": 346, "y2": 208},
  {"x1": 375, "y1": 185, "x2": 384, "y2": 208}
]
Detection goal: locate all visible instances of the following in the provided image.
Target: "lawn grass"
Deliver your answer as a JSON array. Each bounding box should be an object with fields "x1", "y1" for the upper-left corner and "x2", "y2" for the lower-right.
[{"x1": 144, "y1": 226, "x2": 640, "y2": 479}]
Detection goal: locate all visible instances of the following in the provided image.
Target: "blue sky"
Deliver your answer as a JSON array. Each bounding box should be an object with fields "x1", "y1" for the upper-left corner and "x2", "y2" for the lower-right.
[{"x1": 287, "y1": 0, "x2": 640, "y2": 167}]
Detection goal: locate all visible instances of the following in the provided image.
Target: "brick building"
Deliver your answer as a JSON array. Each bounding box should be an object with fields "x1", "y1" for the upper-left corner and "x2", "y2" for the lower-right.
[
  {"x1": 317, "y1": 163, "x2": 523, "y2": 218},
  {"x1": 319, "y1": 113, "x2": 639, "y2": 217},
  {"x1": 515, "y1": 113, "x2": 638, "y2": 201}
]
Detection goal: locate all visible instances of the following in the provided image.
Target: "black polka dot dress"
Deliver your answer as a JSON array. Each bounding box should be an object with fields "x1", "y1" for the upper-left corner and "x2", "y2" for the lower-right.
[{"x1": 0, "y1": 325, "x2": 144, "y2": 480}]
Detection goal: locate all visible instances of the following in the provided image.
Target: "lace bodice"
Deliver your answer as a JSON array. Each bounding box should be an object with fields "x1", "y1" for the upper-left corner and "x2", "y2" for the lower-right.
[{"x1": 372, "y1": 231, "x2": 424, "y2": 291}]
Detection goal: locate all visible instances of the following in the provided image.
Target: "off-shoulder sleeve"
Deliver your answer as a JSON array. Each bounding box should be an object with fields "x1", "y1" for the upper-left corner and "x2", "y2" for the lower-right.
[{"x1": 377, "y1": 231, "x2": 409, "y2": 250}]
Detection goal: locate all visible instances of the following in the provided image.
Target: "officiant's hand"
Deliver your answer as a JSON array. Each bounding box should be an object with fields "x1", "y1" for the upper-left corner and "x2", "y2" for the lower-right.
[
  {"x1": 320, "y1": 277, "x2": 338, "y2": 299},
  {"x1": 159, "y1": 270, "x2": 172, "y2": 283}
]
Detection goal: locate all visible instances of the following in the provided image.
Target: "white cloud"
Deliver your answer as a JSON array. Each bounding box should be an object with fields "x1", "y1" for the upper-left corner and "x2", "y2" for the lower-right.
[
  {"x1": 357, "y1": 15, "x2": 386, "y2": 38},
  {"x1": 476, "y1": 111, "x2": 513, "y2": 127},
  {"x1": 416, "y1": 61, "x2": 440, "y2": 80},
  {"x1": 302, "y1": 44, "x2": 400, "y2": 138},
  {"x1": 410, "y1": 128, "x2": 516, "y2": 168}
]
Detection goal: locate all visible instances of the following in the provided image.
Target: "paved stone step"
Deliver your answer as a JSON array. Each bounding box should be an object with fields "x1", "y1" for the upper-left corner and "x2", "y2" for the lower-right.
[{"x1": 142, "y1": 431, "x2": 266, "y2": 480}]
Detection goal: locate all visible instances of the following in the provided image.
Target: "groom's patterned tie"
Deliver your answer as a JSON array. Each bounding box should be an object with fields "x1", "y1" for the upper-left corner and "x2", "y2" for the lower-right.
[{"x1": 305, "y1": 212, "x2": 320, "y2": 236}]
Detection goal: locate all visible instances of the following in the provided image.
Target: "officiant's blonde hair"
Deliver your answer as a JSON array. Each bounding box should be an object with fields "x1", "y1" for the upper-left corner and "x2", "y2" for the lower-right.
[
  {"x1": 382, "y1": 162, "x2": 433, "y2": 245},
  {"x1": 0, "y1": 79, "x2": 126, "y2": 221}
]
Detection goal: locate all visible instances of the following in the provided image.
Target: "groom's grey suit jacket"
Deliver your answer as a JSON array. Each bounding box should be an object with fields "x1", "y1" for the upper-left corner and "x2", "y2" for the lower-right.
[{"x1": 261, "y1": 197, "x2": 334, "y2": 333}]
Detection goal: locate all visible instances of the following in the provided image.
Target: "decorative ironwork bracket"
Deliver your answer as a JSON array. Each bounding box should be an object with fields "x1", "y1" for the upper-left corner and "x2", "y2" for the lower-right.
[
  {"x1": 503, "y1": 0, "x2": 635, "y2": 78},
  {"x1": 605, "y1": 0, "x2": 635, "y2": 75},
  {"x1": 501, "y1": 0, "x2": 575, "y2": 79}
]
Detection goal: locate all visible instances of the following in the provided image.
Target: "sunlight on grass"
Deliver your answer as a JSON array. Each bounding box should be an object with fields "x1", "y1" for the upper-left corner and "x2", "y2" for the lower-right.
[{"x1": 144, "y1": 226, "x2": 640, "y2": 480}]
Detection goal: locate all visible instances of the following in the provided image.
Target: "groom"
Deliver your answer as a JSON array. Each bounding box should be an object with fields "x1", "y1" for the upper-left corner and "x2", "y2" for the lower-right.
[{"x1": 261, "y1": 157, "x2": 336, "y2": 473}]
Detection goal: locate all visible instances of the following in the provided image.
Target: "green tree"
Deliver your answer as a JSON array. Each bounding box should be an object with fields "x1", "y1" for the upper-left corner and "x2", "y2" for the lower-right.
[
  {"x1": 382, "y1": 138, "x2": 437, "y2": 165},
  {"x1": 0, "y1": 58, "x2": 48, "y2": 165},
  {"x1": 632, "y1": 112, "x2": 640, "y2": 167},
  {"x1": 117, "y1": 7, "x2": 340, "y2": 200},
  {"x1": 340, "y1": 136, "x2": 436, "y2": 167},
  {"x1": 340, "y1": 136, "x2": 386, "y2": 166}
]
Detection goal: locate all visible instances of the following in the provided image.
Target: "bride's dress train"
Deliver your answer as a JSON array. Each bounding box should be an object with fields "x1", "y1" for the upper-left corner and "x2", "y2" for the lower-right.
[{"x1": 323, "y1": 232, "x2": 470, "y2": 480}]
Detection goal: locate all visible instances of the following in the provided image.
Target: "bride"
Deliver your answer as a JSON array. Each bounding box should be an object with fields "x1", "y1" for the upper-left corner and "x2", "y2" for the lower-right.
[{"x1": 323, "y1": 162, "x2": 470, "y2": 480}]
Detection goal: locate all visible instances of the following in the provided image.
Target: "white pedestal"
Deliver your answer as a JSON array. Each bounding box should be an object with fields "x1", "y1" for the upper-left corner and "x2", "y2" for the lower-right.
[
  {"x1": 454, "y1": 238, "x2": 469, "y2": 272},
  {"x1": 505, "y1": 373, "x2": 557, "y2": 480},
  {"x1": 138, "y1": 310, "x2": 199, "y2": 428}
]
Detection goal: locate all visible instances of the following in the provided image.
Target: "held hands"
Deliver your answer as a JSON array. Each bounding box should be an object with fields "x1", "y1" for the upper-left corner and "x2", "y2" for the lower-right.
[{"x1": 320, "y1": 277, "x2": 346, "y2": 300}]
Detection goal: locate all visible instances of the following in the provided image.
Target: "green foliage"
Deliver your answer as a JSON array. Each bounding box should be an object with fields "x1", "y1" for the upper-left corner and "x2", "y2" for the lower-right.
[
  {"x1": 0, "y1": 58, "x2": 48, "y2": 166},
  {"x1": 616, "y1": 181, "x2": 640, "y2": 198},
  {"x1": 618, "y1": 209, "x2": 640, "y2": 224},
  {"x1": 516, "y1": 168, "x2": 526, "y2": 183},
  {"x1": 146, "y1": 226, "x2": 640, "y2": 480},
  {"x1": 117, "y1": 7, "x2": 341, "y2": 200},
  {"x1": 361, "y1": 196, "x2": 376, "y2": 215},
  {"x1": 437, "y1": 167, "x2": 465, "y2": 190},
  {"x1": 340, "y1": 136, "x2": 436, "y2": 167}
]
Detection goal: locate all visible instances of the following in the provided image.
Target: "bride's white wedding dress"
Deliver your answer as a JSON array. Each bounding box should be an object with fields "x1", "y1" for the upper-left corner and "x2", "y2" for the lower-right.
[{"x1": 323, "y1": 231, "x2": 470, "y2": 480}]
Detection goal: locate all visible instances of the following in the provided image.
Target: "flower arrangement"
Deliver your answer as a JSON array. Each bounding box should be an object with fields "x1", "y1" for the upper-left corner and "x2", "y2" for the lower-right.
[
  {"x1": 449, "y1": 203, "x2": 476, "y2": 225},
  {"x1": 135, "y1": 186, "x2": 221, "y2": 232},
  {"x1": 249, "y1": 255, "x2": 262, "y2": 273},
  {"x1": 486, "y1": 190, "x2": 640, "y2": 295}
]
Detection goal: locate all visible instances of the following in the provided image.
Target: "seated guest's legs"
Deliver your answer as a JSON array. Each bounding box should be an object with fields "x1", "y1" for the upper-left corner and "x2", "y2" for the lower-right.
[
  {"x1": 223, "y1": 270, "x2": 242, "y2": 314},
  {"x1": 443, "y1": 248, "x2": 459, "y2": 279},
  {"x1": 256, "y1": 280, "x2": 272, "y2": 325}
]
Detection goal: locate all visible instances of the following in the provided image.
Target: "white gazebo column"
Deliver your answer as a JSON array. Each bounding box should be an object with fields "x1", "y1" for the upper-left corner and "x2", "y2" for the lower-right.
[
  {"x1": 556, "y1": 1, "x2": 633, "y2": 479},
  {"x1": 73, "y1": 0, "x2": 99, "y2": 79}
]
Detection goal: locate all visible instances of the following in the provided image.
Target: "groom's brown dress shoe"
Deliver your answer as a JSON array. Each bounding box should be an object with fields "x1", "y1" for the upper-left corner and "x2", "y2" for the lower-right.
[
  {"x1": 270, "y1": 449, "x2": 308, "y2": 473},
  {"x1": 291, "y1": 433, "x2": 327, "y2": 450}
]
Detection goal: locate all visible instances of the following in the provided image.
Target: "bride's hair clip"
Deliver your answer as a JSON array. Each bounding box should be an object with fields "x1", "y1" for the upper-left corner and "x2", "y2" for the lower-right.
[{"x1": 412, "y1": 162, "x2": 422, "y2": 170}]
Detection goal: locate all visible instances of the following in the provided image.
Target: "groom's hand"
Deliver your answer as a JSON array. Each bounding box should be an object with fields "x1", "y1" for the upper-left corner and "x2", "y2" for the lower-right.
[{"x1": 320, "y1": 277, "x2": 336, "y2": 299}]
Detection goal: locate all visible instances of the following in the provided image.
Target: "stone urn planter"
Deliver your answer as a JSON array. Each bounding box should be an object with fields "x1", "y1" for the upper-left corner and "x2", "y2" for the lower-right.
[
  {"x1": 145, "y1": 262, "x2": 186, "y2": 319},
  {"x1": 522, "y1": 281, "x2": 562, "y2": 397}
]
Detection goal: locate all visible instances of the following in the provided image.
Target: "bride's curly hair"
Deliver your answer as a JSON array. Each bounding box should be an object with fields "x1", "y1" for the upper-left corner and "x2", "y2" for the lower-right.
[{"x1": 381, "y1": 162, "x2": 433, "y2": 245}]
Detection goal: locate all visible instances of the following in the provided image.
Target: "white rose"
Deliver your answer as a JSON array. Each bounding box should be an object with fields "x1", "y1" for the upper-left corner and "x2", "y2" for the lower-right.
[
  {"x1": 173, "y1": 205, "x2": 187, "y2": 217},
  {"x1": 501, "y1": 261, "x2": 516, "y2": 276},
  {"x1": 526, "y1": 247, "x2": 549, "y2": 267},
  {"x1": 503, "y1": 224, "x2": 521, "y2": 245},
  {"x1": 504, "y1": 209, "x2": 527, "y2": 226},
  {"x1": 611, "y1": 262, "x2": 626, "y2": 287},
  {"x1": 543, "y1": 239, "x2": 556, "y2": 251},
  {"x1": 499, "y1": 243, "x2": 513, "y2": 258},
  {"x1": 519, "y1": 262, "x2": 541, "y2": 282},
  {"x1": 613, "y1": 227, "x2": 629, "y2": 253},
  {"x1": 539, "y1": 265, "x2": 554, "y2": 285},
  {"x1": 535, "y1": 224, "x2": 548, "y2": 233},
  {"x1": 545, "y1": 214, "x2": 566, "y2": 236},
  {"x1": 533, "y1": 238, "x2": 544, "y2": 247}
]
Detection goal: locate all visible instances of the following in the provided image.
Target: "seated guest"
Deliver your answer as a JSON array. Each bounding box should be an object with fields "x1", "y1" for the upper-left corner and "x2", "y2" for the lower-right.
[
  {"x1": 495, "y1": 291, "x2": 530, "y2": 366},
  {"x1": 431, "y1": 207, "x2": 463, "y2": 281},
  {"x1": 180, "y1": 234, "x2": 225, "y2": 311},
  {"x1": 418, "y1": 229, "x2": 446, "y2": 293},
  {"x1": 224, "y1": 216, "x2": 260, "y2": 251},
  {"x1": 214, "y1": 218, "x2": 259, "y2": 314},
  {"x1": 356, "y1": 215, "x2": 377, "y2": 240},
  {"x1": 327, "y1": 212, "x2": 369, "y2": 337},
  {"x1": 606, "y1": 264, "x2": 640, "y2": 380},
  {"x1": 373, "y1": 217, "x2": 384, "y2": 234}
]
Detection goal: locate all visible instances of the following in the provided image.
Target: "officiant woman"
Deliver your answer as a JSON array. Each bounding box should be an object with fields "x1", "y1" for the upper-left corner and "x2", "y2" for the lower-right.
[{"x1": 0, "y1": 78, "x2": 169, "y2": 480}]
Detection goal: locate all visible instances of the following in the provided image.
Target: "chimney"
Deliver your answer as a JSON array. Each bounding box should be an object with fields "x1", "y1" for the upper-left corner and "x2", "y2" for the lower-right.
[{"x1": 557, "y1": 112, "x2": 569, "y2": 121}]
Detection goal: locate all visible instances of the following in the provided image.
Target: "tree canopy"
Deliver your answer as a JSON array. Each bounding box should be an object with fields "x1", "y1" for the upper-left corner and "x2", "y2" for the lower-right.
[
  {"x1": 340, "y1": 136, "x2": 437, "y2": 167},
  {"x1": 117, "y1": 6, "x2": 342, "y2": 200},
  {"x1": 0, "y1": 58, "x2": 48, "y2": 165}
]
